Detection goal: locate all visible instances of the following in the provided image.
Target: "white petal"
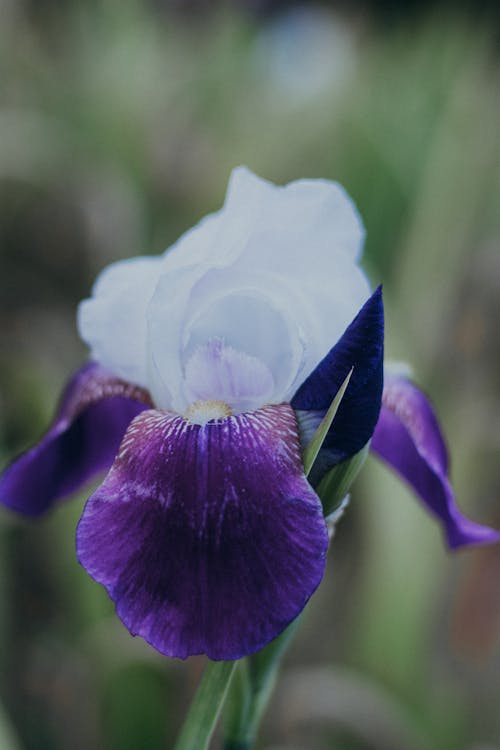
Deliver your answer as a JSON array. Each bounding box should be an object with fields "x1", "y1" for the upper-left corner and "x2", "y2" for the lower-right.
[
  {"x1": 147, "y1": 264, "x2": 313, "y2": 412},
  {"x1": 219, "y1": 166, "x2": 371, "y2": 362},
  {"x1": 79, "y1": 166, "x2": 372, "y2": 412},
  {"x1": 226, "y1": 165, "x2": 365, "y2": 262},
  {"x1": 146, "y1": 262, "x2": 208, "y2": 410},
  {"x1": 184, "y1": 339, "x2": 275, "y2": 414},
  {"x1": 77, "y1": 212, "x2": 224, "y2": 388},
  {"x1": 77, "y1": 256, "x2": 162, "y2": 387}
]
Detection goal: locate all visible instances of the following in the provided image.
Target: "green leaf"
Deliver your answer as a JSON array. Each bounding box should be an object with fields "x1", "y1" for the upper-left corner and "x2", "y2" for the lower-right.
[
  {"x1": 317, "y1": 442, "x2": 370, "y2": 516},
  {"x1": 302, "y1": 368, "x2": 354, "y2": 478},
  {"x1": 174, "y1": 660, "x2": 237, "y2": 750}
]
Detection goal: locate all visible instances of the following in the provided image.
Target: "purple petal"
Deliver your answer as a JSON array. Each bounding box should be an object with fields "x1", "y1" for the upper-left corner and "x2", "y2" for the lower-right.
[
  {"x1": 292, "y1": 287, "x2": 384, "y2": 479},
  {"x1": 0, "y1": 363, "x2": 152, "y2": 517},
  {"x1": 371, "y1": 375, "x2": 500, "y2": 549},
  {"x1": 76, "y1": 404, "x2": 328, "y2": 660}
]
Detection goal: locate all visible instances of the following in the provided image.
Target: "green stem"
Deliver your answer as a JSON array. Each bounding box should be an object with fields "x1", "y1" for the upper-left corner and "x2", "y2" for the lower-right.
[
  {"x1": 223, "y1": 619, "x2": 301, "y2": 750},
  {"x1": 174, "y1": 660, "x2": 237, "y2": 750}
]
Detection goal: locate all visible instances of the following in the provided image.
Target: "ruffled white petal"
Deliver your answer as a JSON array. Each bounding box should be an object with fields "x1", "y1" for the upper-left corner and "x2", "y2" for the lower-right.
[
  {"x1": 147, "y1": 265, "x2": 310, "y2": 411},
  {"x1": 226, "y1": 165, "x2": 365, "y2": 262},
  {"x1": 78, "y1": 166, "x2": 371, "y2": 411},
  {"x1": 77, "y1": 256, "x2": 162, "y2": 388},
  {"x1": 223, "y1": 167, "x2": 370, "y2": 363},
  {"x1": 78, "y1": 212, "x2": 223, "y2": 388}
]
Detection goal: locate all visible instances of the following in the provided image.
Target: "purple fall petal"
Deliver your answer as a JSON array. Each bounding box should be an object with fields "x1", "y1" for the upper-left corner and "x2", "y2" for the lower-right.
[
  {"x1": 371, "y1": 375, "x2": 500, "y2": 549},
  {"x1": 0, "y1": 363, "x2": 152, "y2": 517},
  {"x1": 292, "y1": 287, "x2": 384, "y2": 481},
  {"x1": 76, "y1": 404, "x2": 328, "y2": 660}
]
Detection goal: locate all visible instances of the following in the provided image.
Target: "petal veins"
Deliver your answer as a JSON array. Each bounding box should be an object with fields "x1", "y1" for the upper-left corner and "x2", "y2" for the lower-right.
[{"x1": 76, "y1": 404, "x2": 328, "y2": 660}]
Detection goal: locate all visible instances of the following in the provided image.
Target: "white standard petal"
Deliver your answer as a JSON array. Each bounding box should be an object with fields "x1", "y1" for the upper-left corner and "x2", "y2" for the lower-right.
[
  {"x1": 77, "y1": 256, "x2": 162, "y2": 388},
  {"x1": 79, "y1": 166, "x2": 371, "y2": 413},
  {"x1": 77, "y1": 211, "x2": 224, "y2": 389},
  {"x1": 225, "y1": 165, "x2": 365, "y2": 263},
  {"x1": 222, "y1": 166, "x2": 371, "y2": 368},
  {"x1": 147, "y1": 265, "x2": 311, "y2": 413}
]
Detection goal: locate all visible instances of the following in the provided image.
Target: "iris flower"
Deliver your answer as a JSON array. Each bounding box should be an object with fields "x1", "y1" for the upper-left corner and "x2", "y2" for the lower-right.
[{"x1": 1, "y1": 167, "x2": 499, "y2": 661}]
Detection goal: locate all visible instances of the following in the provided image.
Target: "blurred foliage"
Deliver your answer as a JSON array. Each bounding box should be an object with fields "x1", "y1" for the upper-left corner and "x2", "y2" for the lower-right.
[{"x1": 1, "y1": 1, "x2": 500, "y2": 749}]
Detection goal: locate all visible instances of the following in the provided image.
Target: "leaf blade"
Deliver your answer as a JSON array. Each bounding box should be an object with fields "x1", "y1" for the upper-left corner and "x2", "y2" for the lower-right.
[
  {"x1": 302, "y1": 368, "x2": 353, "y2": 478},
  {"x1": 174, "y1": 660, "x2": 237, "y2": 750},
  {"x1": 318, "y1": 443, "x2": 370, "y2": 516}
]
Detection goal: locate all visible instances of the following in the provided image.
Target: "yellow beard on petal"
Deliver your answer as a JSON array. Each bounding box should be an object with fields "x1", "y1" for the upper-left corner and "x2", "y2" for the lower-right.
[{"x1": 185, "y1": 400, "x2": 233, "y2": 426}]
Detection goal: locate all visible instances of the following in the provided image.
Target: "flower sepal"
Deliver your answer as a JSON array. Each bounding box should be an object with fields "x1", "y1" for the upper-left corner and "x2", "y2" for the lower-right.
[
  {"x1": 372, "y1": 373, "x2": 500, "y2": 549},
  {"x1": 76, "y1": 403, "x2": 329, "y2": 661}
]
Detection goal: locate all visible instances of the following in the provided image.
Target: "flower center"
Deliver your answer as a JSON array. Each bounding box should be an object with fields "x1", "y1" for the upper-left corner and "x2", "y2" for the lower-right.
[
  {"x1": 185, "y1": 399, "x2": 233, "y2": 426},
  {"x1": 183, "y1": 338, "x2": 275, "y2": 415}
]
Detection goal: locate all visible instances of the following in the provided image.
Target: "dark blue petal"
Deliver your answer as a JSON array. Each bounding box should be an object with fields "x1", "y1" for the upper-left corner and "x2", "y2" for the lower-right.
[
  {"x1": 292, "y1": 287, "x2": 384, "y2": 472},
  {"x1": 0, "y1": 363, "x2": 152, "y2": 517},
  {"x1": 371, "y1": 375, "x2": 500, "y2": 549},
  {"x1": 76, "y1": 404, "x2": 328, "y2": 660}
]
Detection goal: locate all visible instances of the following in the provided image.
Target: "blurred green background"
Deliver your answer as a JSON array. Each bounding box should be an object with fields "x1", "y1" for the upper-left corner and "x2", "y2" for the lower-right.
[{"x1": 1, "y1": 1, "x2": 500, "y2": 748}]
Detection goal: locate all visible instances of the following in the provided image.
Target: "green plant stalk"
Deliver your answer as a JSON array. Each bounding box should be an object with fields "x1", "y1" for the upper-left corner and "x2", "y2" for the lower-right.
[
  {"x1": 173, "y1": 660, "x2": 237, "y2": 750},
  {"x1": 223, "y1": 619, "x2": 301, "y2": 750}
]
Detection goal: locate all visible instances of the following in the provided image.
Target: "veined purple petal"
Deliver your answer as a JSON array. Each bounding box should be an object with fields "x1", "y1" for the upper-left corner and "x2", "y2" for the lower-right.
[
  {"x1": 371, "y1": 376, "x2": 500, "y2": 549},
  {"x1": 76, "y1": 404, "x2": 328, "y2": 660},
  {"x1": 0, "y1": 363, "x2": 152, "y2": 517},
  {"x1": 292, "y1": 287, "x2": 384, "y2": 479}
]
